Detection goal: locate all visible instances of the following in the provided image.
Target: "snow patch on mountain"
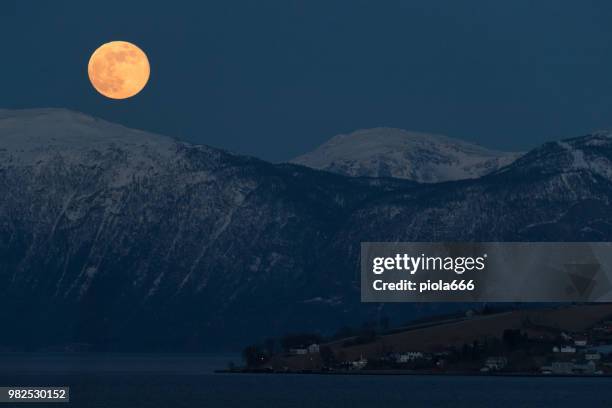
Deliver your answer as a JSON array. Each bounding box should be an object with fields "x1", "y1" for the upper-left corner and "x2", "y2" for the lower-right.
[
  {"x1": 556, "y1": 132, "x2": 612, "y2": 180},
  {"x1": 0, "y1": 108, "x2": 176, "y2": 154},
  {"x1": 0, "y1": 108, "x2": 182, "y2": 187},
  {"x1": 291, "y1": 128, "x2": 522, "y2": 183}
]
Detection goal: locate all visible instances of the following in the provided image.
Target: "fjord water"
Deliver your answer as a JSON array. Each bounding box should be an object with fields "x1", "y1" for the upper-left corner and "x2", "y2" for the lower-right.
[{"x1": 0, "y1": 354, "x2": 610, "y2": 407}]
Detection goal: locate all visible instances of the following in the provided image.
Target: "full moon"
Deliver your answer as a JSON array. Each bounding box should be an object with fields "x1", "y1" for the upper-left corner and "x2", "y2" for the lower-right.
[{"x1": 88, "y1": 41, "x2": 150, "y2": 99}]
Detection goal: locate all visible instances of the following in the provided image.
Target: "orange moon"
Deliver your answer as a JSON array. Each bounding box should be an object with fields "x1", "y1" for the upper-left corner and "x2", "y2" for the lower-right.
[{"x1": 88, "y1": 41, "x2": 150, "y2": 99}]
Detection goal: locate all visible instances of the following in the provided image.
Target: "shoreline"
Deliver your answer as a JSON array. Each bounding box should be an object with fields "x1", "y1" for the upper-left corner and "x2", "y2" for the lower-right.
[{"x1": 215, "y1": 368, "x2": 612, "y2": 378}]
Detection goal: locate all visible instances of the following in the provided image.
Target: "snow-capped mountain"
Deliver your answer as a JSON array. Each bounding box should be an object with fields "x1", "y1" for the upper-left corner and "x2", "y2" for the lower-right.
[
  {"x1": 291, "y1": 128, "x2": 522, "y2": 182},
  {"x1": 0, "y1": 109, "x2": 393, "y2": 350},
  {"x1": 1, "y1": 109, "x2": 611, "y2": 351}
]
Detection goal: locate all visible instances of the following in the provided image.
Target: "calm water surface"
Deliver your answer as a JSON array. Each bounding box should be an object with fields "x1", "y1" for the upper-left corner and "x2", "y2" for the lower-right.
[{"x1": 0, "y1": 354, "x2": 610, "y2": 407}]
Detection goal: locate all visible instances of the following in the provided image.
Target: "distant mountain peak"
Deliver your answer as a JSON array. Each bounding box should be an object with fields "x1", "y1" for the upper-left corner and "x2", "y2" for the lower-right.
[{"x1": 291, "y1": 128, "x2": 522, "y2": 183}]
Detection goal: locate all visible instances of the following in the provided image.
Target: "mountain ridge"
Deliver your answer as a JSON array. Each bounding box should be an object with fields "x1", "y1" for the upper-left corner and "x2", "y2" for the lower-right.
[{"x1": 1, "y1": 109, "x2": 611, "y2": 350}]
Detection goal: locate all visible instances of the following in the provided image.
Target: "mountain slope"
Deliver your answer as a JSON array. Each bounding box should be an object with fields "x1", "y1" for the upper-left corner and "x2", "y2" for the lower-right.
[
  {"x1": 0, "y1": 109, "x2": 408, "y2": 350},
  {"x1": 291, "y1": 128, "x2": 522, "y2": 182}
]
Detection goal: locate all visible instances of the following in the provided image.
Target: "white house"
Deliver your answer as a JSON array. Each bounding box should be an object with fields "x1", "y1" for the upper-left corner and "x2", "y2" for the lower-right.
[
  {"x1": 585, "y1": 352, "x2": 601, "y2": 361},
  {"x1": 574, "y1": 338, "x2": 588, "y2": 347},
  {"x1": 351, "y1": 357, "x2": 368, "y2": 370},
  {"x1": 307, "y1": 344, "x2": 320, "y2": 354},
  {"x1": 560, "y1": 346, "x2": 576, "y2": 353},
  {"x1": 289, "y1": 348, "x2": 308, "y2": 355},
  {"x1": 484, "y1": 356, "x2": 508, "y2": 370},
  {"x1": 394, "y1": 352, "x2": 424, "y2": 363}
]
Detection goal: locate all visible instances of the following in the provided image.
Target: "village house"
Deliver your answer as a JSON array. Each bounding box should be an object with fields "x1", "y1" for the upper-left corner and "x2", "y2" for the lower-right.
[
  {"x1": 351, "y1": 357, "x2": 368, "y2": 370},
  {"x1": 289, "y1": 343, "x2": 320, "y2": 355},
  {"x1": 585, "y1": 352, "x2": 601, "y2": 361},
  {"x1": 484, "y1": 356, "x2": 508, "y2": 371},
  {"x1": 574, "y1": 337, "x2": 588, "y2": 347},
  {"x1": 394, "y1": 351, "x2": 426, "y2": 363},
  {"x1": 307, "y1": 344, "x2": 320, "y2": 354}
]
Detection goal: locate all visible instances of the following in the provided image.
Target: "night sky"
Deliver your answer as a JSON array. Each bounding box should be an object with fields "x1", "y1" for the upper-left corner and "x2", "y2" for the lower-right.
[{"x1": 2, "y1": 1, "x2": 612, "y2": 161}]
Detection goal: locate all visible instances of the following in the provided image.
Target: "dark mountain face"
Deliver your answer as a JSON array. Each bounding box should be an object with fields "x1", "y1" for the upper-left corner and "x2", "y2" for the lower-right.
[{"x1": 1, "y1": 110, "x2": 611, "y2": 350}]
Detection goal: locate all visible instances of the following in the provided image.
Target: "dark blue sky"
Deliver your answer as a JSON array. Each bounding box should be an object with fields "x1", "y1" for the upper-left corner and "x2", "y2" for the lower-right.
[{"x1": 2, "y1": 1, "x2": 612, "y2": 161}]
